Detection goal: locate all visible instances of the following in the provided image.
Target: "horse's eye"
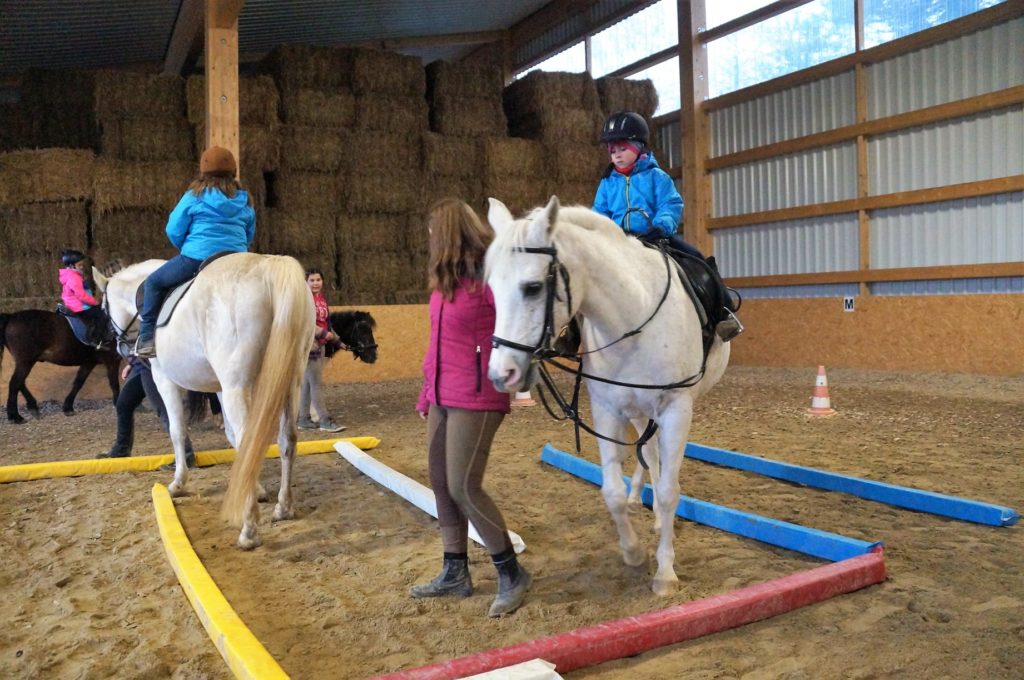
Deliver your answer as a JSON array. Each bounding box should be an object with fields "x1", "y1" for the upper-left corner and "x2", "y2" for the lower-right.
[{"x1": 521, "y1": 282, "x2": 543, "y2": 298}]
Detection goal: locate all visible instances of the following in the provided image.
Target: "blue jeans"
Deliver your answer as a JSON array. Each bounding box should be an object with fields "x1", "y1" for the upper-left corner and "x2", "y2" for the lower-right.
[{"x1": 139, "y1": 254, "x2": 202, "y2": 338}]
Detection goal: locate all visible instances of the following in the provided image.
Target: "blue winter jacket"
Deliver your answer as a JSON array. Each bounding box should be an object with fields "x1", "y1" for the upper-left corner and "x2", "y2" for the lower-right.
[
  {"x1": 592, "y1": 152, "x2": 683, "y2": 237},
  {"x1": 165, "y1": 188, "x2": 255, "y2": 260}
]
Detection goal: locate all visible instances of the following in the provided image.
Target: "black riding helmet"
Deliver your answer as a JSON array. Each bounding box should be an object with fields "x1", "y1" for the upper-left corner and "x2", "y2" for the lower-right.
[
  {"x1": 600, "y1": 111, "x2": 649, "y2": 146},
  {"x1": 61, "y1": 249, "x2": 86, "y2": 267}
]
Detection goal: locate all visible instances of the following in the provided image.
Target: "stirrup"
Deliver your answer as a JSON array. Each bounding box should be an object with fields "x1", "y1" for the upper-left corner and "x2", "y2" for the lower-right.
[{"x1": 715, "y1": 310, "x2": 744, "y2": 342}]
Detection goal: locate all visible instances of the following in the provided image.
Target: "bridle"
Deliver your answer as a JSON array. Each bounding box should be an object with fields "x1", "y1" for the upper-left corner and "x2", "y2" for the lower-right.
[
  {"x1": 490, "y1": 240, "x2": 709, "y2": 467},
  {"x1": 103, "y1": 292, "x2": 140, "y2": 359}
]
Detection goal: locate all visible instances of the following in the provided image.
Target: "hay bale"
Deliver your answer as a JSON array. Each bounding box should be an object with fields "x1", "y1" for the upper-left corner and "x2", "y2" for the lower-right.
[
  {"x1": 424, "y1": 177, "x2": 485, "y2": 214},
  {"x1": 393, "y1": 288, "x2": 429, "y2": 304},
  {"x1": 94, "y1": 70, "x2": 186, "y2": 120},
  {"x1": 553, "y1": 181, "x2": 598, "y2": 208},
  {"x1": 259, "y1": 45, "x2": 355, "y2": 92},
  {"x1": 339, "y1": 250, "x2": 418, "y2": 302},
  {"x1": 356, "y1": 93, "x2": 428, "y2": 134},
  {"x1": 426, "y1": 61, "x2": 504, "y2": 100},
  {"x1": 430, "y1": 96, "x2": 507, "y2": 137},
  {"x1": 507, "y1": 107, "x2": 604, "y2": 143},
  {"x1": 271, "y1": 171, "x2": 345, "y2": 212},
  {"x1": 551, "y1": 142, "x2": 608, "y2": 183},
  {"x1": 100, "y1": 117, "x2": 194, "y2": 161},
  {"x1": 0, "y1": 297, "x2": 54, "y2": 314},
  {"x1": 19, "y1": 69, "x2": 99, "y2": 149},
  {"x1": 0, "y1": 149, "x2": 96, "y2": 207},
  {"x1": 596, "y1": 76, "x2": 659, "y2": 121},
  {"x1": 278, "y1": 125, "x2": 347, "y2": 173},
  {"x1": 351, "y1": 49, "x2": 425, "y2": 97},
  {"x1": 193, "y1": 123, "x2": 281, "y2": 173},
  {"x1": 336, "y1": 213, "x2": 409, "y2": 253},
  {"x1": 1, "y1": 255, "x2": 59, "y2": 299},
  {"x1": 279, "y1": 87, "x2": 356, "y2": 127},
  {"x1": 504, "y1": 70, "x2": 603, "y2": 142},
  {"x1": 240, "y1": 163, "x2": 267, "y2": 207},
  {"x1": 423, "y1": 133, "x2": 482, "y2": 177},
  {"x1": 0, "y1": 102, "x2": 33, "y2": 151},
  {"x1": 91, "y1": 207, "x2": 173, "y2": 253},
  {"x1": 261, "y1": 208, "x2": 336, "y2": 256},
  {"x1": 92, "y1": 158, "x2": 194, "y2": 214},
  {"x1": 346, "y1": 171, "x2": 422, "y2": 214},
  {"x1": 186, "y1": 75, "x2": 281, "y2": 127},
  {"x1": 483, "y1": 176, "x2": 553, "y2": 217},
  {"x1": 90, "y1": 247, "x2": 176, "y2": 269},
  {"x1": 0, "y1": 201, "x2": 88, "y2": 256},
  {"x1": 483, "y1": 137, "x2": 544, "y2": 180}
]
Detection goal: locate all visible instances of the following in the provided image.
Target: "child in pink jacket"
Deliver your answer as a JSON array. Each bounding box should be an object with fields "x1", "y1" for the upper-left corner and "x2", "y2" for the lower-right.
[{"x1": 58, "y1": 249, "x2": 108, "y2": 349}]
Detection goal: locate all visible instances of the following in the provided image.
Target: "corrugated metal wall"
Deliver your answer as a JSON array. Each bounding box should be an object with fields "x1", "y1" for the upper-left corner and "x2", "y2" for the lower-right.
[
  {"x1": 867, "y1": 17, "x2": 1024, "y2": 118},
  {"x1": 714, "y1": 214, "x2": 860, "y2": 277},
  {"x1": 710, "y1": 72, "x2": 857, "y2": 156},
  {"x1": 709, "y1": 16, "x2": 1023, "y2": 298},
  {"x1": 711, "y1": 143, "x2": 858, "y2": 216}
]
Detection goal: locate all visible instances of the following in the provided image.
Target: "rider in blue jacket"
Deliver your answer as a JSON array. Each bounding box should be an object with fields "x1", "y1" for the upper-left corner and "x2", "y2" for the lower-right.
[
  {"x1": 593, "y1": 111, "x2": 741, "y2": 342},
  {"x1": 134, "y1": 146, "x2": 255, "y2": 357}
]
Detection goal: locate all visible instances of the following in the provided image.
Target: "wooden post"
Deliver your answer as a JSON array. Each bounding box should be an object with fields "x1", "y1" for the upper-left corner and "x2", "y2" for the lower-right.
[
  {"x1": 854, "y1": 0, "x2": 870, "y2": 296},
  {"x1": 678, "y1": 0, "x2": 712, "y2": 255},
  {"x1": 204, "y1": 0, "x2": 244, "y2": 176}
]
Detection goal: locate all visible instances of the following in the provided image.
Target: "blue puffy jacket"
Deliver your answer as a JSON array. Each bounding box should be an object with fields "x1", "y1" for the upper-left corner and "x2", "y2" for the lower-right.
[
  {"x1": 592, "y1": 152, "x2": 683, "y2": 237},
  {"x1": 165, "y1": 188, "x2": 255, "y2": 260}
]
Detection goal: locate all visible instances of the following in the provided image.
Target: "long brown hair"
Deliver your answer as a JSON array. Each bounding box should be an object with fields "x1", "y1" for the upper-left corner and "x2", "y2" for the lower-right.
[
  {"x1": 427, "y1": 198, "x2": 493, "y2": 301},
  {"x1": 188, "y1": 174, "x2": 251, "y2": 205}
]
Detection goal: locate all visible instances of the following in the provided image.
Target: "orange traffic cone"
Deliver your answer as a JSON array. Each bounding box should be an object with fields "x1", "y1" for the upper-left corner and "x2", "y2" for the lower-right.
[
  {"x1": 512, "y1": 390, "x2": 536, "y2": 406},
  {"x1": 806, "y1": 365, "x2": 836, "y2": 416}
]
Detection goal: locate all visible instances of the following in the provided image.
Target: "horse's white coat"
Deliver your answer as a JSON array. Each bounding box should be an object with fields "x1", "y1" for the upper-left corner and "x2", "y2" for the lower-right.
[
  {"x1": 97, "y1": 253, "x2": 315, "y2": 549},
  {"x1": 486, "y1": 197, "x2": 730, "y2": 595}
]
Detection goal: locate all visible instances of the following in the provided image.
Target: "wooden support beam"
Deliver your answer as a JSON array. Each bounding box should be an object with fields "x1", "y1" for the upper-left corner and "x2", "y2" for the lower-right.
[
  {"x1": 705, "y1": 85, "x2": 1024, "y2": 170},
  {"x1": 679, "y1": 0, "x2": 711, "y2": 254},
  {"x1": 725, "y1": 261, "x2": 1024, "y2": 288},
  {"x1": 708, "y1": 175, "x2": 1024, "y2": 230},
  {"x1": 204, "y1": 0, "x2": 244, "y2": 173},
  {"x1": 164, "y1": 0, "x2": 204, "y2": 76}
]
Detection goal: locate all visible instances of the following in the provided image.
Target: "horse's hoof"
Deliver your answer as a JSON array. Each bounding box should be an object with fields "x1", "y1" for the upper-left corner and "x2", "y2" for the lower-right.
[
  {"x1": 167, "y1": 481, "x2": 187, "y2": 497},
  {"x1": 627, "y1": 498, "x2": 643, "y2": 515},
  {"x1": 622, "y1": 547, "x2": 647, "y2": 567},
  {"x1": 238, "y1": 533, "x2": 262, "y2": 550},
  {"x1": 9, "y1": 416, "x2": 26, "y2": 425},
  {"x1": 652, "y1": 575, "x2": 679, "y2": 597},
  {"x1": 272, "y1": 504, "x2": 294, "y2": 521},
  {"x1": 28, "y1": 409, "x2": 41, "y2": 419},
  {"x1": 63, "y1": 410, "x2": 75, "y2": 417}
]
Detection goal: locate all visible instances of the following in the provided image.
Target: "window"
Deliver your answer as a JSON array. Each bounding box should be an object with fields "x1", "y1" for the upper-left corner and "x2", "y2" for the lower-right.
[
  {"x1": 591, "y1": 0, "x2": 677, "y2": 77},
  {"x1": 863, "y1": 0, "x2": 1006, "y2": 47},
  {"x1": 708, "y1": 0, "x2": 855, "y2": 97},
  {"x1": 630, "y1": 57, "x2": 680, "y2": 115},
  {"x1": 518, "y1": 42, "x2": 586, "y2": 77},
  {"x1": 705, "y1": 0, "x2": 779, "y2": 30}
]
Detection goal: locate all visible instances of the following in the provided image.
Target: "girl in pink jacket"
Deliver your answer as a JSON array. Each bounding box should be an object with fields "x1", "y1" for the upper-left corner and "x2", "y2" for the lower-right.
[
  {"x1": 411, "y1": 198, "x2": 528, "y2": 618},
  {"x1": 58, "y1": 249, "x2": 108, "y2": 348}
]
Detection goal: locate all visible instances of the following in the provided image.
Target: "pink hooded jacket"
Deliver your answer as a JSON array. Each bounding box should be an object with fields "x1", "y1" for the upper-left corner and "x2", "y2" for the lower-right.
[
  {"x1": 416, "y1": 278, "x2": 510, "y2": 414},
  {"x1": 59, "y1": 267, "x2": 99, "y2": 313}
]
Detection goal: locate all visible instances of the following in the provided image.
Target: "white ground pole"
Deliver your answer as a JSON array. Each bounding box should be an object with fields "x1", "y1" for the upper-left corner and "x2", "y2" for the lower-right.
[
  {"x1": 463, "y1": 658, "x2": 562, "y2": 679},
  {"x1": 335, "y1": 441, "x2": 526, "y2": 554}
]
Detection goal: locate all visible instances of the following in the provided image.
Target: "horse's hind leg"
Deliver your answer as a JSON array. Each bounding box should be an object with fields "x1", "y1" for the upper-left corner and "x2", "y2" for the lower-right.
[
  {"x1": 20, "y1": 384, "x2": 40, "y2": 419},
  {"x1": 219, "y1": 387, "x2": 264, "y2": 548},
  {"x1": 6, "y1": 362, "x2": 33, "y2": 424},
  {"x1": 62, "y1": 363, "x2": 96, "y2": 414},
  {"x1": 592, "y1": 403, "x2": 645, "y2": 567},
  {"x1": 272, "y1": 393, "x2": 299, "y2": 522}
]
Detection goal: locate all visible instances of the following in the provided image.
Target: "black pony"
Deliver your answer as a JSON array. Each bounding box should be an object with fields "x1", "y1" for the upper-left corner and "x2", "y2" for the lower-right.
[
  {"x1": 0, "y1": 309, "x2": 120, "y2": 424},
  {"x1": 324, "y1": 310, "x2": 378, "y2": 364}
]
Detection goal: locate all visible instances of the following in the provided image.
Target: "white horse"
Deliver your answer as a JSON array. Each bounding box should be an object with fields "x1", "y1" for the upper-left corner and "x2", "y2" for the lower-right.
[
  {"x1": 96, "y1": 253, "x2": 315, "y2": 549},
  {"x1": 486, "y1": 196, "x2": 730, "y2": 596}
]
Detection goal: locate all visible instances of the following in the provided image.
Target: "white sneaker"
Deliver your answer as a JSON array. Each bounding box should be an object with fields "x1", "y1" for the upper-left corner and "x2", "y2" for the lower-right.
[{"x1": 319, "y1": 420, "x2": 346, "y2": 433}]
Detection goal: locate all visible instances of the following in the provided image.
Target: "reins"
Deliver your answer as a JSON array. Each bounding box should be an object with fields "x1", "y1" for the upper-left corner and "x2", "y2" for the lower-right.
[{"x1": 491, "y1": 241, "x2": 709, "y2": 468}]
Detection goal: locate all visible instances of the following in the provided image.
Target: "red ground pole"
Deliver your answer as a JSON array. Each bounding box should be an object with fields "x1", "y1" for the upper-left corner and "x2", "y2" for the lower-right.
[{"x1": 374, "y1": 548, "x2": 886, "y2": 679}]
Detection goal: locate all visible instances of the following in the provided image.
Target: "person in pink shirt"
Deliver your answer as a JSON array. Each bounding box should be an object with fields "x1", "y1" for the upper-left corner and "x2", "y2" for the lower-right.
[
  {"x1": 58, "y1": 249, "x2": 108, "y2": 349},
  {"x1": 411, "y1": 198, "x2": 529, "y2": 618},
  {"x1": 298, "y1": 267, "x2": 345, "y2": 433}
]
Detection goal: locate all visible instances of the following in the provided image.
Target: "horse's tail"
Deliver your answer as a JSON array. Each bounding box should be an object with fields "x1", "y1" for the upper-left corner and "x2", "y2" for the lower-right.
[{"x1": 222, "y1": 256, "x2": 313, "y2": 526}]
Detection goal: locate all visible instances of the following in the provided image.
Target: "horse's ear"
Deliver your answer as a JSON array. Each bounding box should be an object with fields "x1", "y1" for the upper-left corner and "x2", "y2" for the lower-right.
[
  {"x1": 528, "y1": 195, "x2": 561, "y2": 240},
  {"x1": 93, "y1": 267, "x2": 108, "y2": 292},
  {"x1": 487, "y1": 198, "x2": 513, "y2": 235}
]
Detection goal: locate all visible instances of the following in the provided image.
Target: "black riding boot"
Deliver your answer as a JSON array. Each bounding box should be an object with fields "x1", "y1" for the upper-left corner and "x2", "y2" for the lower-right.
[
  {"x1": 706, "y1": 256, "x2": 744, "y2": 342},
  {"x1": 553, "y1": 317, "x2": 582, "y2": 356},
  {"x1": 410, "y1": 553, "x2": 473, "y2": 598},
  {"x1": 488, "y1": 548, "x2": 531, "y2": 617}
]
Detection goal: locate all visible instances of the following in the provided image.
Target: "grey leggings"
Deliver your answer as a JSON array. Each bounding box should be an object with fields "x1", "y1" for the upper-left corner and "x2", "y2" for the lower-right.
[
  {"x1": 299, "y1": 354, "x2": 330, "y2": 422},
  {"x1": 425, "y1": 404, "x2": 509, "y2": 555}
]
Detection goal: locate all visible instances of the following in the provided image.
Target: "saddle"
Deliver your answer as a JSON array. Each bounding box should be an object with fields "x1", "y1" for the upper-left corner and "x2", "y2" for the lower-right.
[
  {"x1": 134, "y1": 252, "x2": 234, "y2": 328},
  {"x1": 55, "y1": 304, "x2": 111, "y2": 350}
]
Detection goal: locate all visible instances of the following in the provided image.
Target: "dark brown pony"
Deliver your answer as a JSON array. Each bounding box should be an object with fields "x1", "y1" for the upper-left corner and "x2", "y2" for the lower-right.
[{"x1": 0, "y1": 309, "x2": 121, "y2": 424}]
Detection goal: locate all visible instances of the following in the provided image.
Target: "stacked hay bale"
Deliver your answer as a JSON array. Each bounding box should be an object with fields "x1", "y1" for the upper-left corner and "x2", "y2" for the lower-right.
[
  {"x1": 596, "y1": 75, "x2": 660, "y2": 155},
  {"x1": 0, "y1": 149, "x2": 94, "y2": 308},
  {"x1": 19, "y1": 70, "x2": 99, "y2": 150},
  {"x1": 0, "y1": 101, "x2": 32, "y2": 152},
  {"x1": 501, "y1": 71, "x2": 606, "y2": 211}
]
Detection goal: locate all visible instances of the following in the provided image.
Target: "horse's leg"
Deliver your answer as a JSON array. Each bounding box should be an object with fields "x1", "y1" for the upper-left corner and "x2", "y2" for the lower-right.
[
  {"x1": 62, "y1": 362, "x2": 96, "y2": 414},
  {"x1": 220, "y1": 387, "x2": 262, "y2": 549},
  {"x1": 272, "y1": 391, "x2": 299, "y2": 522},
  {"x1": 20, "y1": 383, "x2": 40, "y2": 419},
  {"x1": 6, "y1": 361, "x2": 32, "y2": 424},
  {"x1": 592, "y1": 401, "x2": 645, "y2": 567},
  {"x1": 152, "y1": 373, "x2": 191, "y2": 497},
  {"x1": 649, "y1": 398, "x2": 694, "y2": 597}
]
